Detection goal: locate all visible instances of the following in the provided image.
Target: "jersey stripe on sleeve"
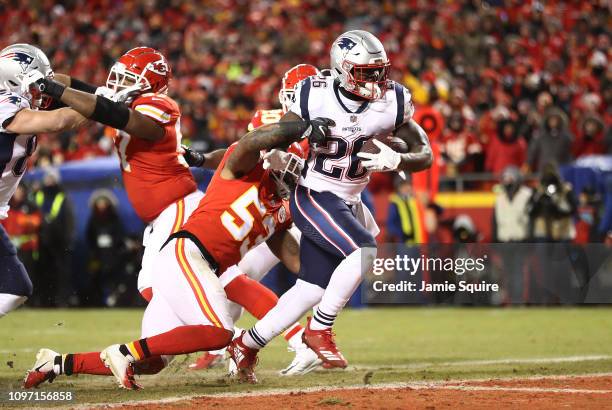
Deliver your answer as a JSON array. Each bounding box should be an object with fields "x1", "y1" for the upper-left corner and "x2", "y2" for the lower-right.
[
  {"x1": 299, "y1": 78, "x2": 312, "y2": 122},
  {"x1": 135, "y1": 104, "x2": 172, "y2": 123},
  {"x1": 394, "y1": 82, "x2": 404, "y2": 129}
]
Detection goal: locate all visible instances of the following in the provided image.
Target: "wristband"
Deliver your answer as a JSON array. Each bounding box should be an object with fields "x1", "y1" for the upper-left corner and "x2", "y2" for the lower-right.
[{"x1": 40, "y1": 79, "x2": 66, "y2": 100}]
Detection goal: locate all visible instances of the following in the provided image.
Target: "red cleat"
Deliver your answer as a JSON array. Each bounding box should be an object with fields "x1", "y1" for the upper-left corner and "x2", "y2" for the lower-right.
[
  {"x1": 23, "y1": 348, "x2": 59, "y2": 388},
  {"x1": 189, "y1": 352, "x2": 225, "y2": 370},
  {"x1": 23, "y1": 369, "x2": 56, "y2": 389},
  {"x1": 302, "y1": 317, "x2": 348, "y2": 369},
  {"x1": 227, "y1": 331, "x2": 259, "y2": 384}
]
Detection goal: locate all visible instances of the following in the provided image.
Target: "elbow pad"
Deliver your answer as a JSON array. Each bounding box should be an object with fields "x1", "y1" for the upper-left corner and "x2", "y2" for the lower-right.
[{"x1": 91, "y1": 96, "x2": 130, "y2": 130}]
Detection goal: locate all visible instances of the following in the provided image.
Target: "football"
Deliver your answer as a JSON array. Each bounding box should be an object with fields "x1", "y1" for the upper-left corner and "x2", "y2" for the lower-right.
[{"x1": 360, "y1": 135, "x2": 409, "y2": 154}]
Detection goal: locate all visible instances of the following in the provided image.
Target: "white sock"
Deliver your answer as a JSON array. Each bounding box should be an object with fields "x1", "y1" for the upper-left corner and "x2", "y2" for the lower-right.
[
  {"x1": 0, "y1": 293, "x2": 28, "y2": 317},
  {"x1": 243, "y1": 279, "x2": 324, "y2": 350},
  {"x1": 284, "y1": 322, "x2": 305, "y2": 350},
  {"x1": 310, "y1": 247, "x2": 376, "y2": 330}
]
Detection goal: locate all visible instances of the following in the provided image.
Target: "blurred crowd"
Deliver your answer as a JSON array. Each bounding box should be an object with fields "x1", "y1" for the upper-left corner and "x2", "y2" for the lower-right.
[
  {"x1": 1, "y1": 0, "x2": 611, "y2": 306},
  {"x1": 0, "y1": 0, "x2": 609, "y2": 176}
]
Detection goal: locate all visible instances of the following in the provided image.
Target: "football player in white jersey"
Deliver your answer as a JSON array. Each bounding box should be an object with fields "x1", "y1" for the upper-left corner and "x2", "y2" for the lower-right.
[
  {"x1": 0, "y1": 44, "x2": 87, "y2": 317},
  {"x1": 227, "y1": 30, "x2": 432, "y2": 379}
]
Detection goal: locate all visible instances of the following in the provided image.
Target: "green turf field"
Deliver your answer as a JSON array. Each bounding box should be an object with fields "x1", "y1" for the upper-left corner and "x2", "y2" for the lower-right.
[{"x1": 2, "y1": 307, "x2": 612, "y2": 407}]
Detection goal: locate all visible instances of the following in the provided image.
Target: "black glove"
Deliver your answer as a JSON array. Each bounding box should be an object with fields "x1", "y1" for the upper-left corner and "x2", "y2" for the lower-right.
[
  {"x1": 181, "y1": 144, "x2": 205, "y2": 167},
  {"x1": 303, "y1": 117, "x2": 335, "y2": 146},
  {"x1": 25, "y1": 74, "x2": 66, "y2": 100}
]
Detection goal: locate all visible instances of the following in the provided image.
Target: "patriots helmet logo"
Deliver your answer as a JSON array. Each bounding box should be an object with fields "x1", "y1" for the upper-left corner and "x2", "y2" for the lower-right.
[
  {"x1": 337, "y1": 37, "x2": 357, "y2": 51},
  {"x1": 1, "y1": 52, "x2": 34, "y2": 71}
]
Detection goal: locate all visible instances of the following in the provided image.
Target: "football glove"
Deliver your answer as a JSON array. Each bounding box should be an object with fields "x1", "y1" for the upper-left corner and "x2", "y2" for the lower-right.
[
  {"x1": 94, "y1": 86, "x2": 116, "y2": 100},
  {"x1": 112, "y1": 84, "x2": 142, "y2": 105},
  {"x1": 180, "y1": 144, "x2": 205, "y2": 167},
  {"x1": 303, "y1": 117, "x2": 335, "y2": 146},
  {"x1": 356, "y1": 139, "x2": 401, "y2": 173}
]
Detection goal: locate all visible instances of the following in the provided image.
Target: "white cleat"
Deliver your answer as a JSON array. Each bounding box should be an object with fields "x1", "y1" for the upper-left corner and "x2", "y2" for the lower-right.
[
  {"x1": 23, "y1": 348, "x2": 60, "y2": 388},
  {"x1": 100, "y1": 344, "x2": 141, "y2": 390},
  {"x1": 279, "y1": 342, "x2": 322, "y2": 376}
]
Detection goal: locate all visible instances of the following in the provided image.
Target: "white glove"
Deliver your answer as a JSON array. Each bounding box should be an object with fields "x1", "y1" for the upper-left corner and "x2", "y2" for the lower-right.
[
  {"x1": 94, "y1": 86, "x2": 116, "y2": 99},
  {"x1": 356, "y1": 139, "x2": 401, "y2": 172},
  {"x1": 20, "y1": 70, "x2": 45, "y2": 94},
  {"x1": 112, "y1": 84, "x2": 142, "y2": 104}
]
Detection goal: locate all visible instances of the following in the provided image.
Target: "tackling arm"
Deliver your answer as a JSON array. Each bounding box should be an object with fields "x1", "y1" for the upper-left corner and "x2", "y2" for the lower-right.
[
  {"x1": 394, "y1": 119, "x2": 433, "y2": 172},
  {"x1": 221, "y1": 113, "x2": 308, "y2": 179},
  {"x1": 5, "y1": 107, "x2": 88, "y2": 134},
  {"x1": 55, "y1": 87, "x2": 164, "y2": 141},
  {"x1": 222, "y1": 111, "x2": 334, "y2": 179},
  {"x1": 29, "y1": 76, "x2": 164, "y2": 141}
]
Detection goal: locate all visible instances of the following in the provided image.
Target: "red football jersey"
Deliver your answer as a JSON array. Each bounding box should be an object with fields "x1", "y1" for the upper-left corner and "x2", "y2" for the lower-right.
[
  {"x1": 114, "y1": 93, "x2": 197, "y2": 223},
  {"x1": 182, "y1": 145, "x2": 292, "y2": 273},
  {"x1": 247, "y1": 109, "x2": 283, "y2": 131}
]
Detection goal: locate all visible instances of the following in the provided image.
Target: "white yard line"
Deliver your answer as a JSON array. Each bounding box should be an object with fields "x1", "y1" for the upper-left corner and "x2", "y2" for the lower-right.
[
  {"x1": 70, "y1": 370, "x2": 612, "y2": 409},
  {"x1": 434, "y1": 385, "x2": 612, "y2": 394},
  {"x1": 351, "y1": 354, "x2": 612, "y2": 370}
]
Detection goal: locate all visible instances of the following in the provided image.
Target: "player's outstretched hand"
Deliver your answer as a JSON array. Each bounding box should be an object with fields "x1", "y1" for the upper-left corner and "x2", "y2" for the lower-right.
[
  {"x1": 20, "y1": 70, "x2": 46, "y2": 94},
  {"x1": 303, "y1": 117, "x2": 335, "y2": 146},
  {"x1": 112, "y1": 84, "x2": 141, "y2": 105},
  {"x1": 180, "y1": 144, "x2": 205, "y2": 167},
  {"x1": 22, "y1": 72, "x2": 66, "y2": 100},
  {"x1": 356, "y1": 139, "x2": 401, "y2": 173},
  {"x1": 94, "y1": 86, "x2": 116, "y2": 99}
]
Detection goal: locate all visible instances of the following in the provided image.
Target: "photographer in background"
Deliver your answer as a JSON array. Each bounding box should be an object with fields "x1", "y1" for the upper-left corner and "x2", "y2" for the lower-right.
[{"x1": 527, "y1": 164, "x2": 577, "y2": 242}]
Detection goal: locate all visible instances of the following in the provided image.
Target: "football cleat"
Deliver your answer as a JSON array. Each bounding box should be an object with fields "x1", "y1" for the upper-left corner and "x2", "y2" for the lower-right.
[
  {"x1": 227, "y1": 331, "x2": 259, "y2": 384},
  {"x1": 100, "y1": 344, "x2": 141, "y2": 390},
  {"x1": 279, "y1": 339, "x2": 322, "y2": 376},
  {"x1": 23, "y1": 348, "x2": 60, "y2": 388},
  {"x1": 302, "y1": 317, "x2": 348, "y2": 369},
  {"x1": 189, "y1": 351, "x2": 225, "y2": 370}
]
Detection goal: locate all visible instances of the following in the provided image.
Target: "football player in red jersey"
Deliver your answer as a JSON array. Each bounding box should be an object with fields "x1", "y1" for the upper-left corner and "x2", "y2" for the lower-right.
[
  {"x1": 25, "y1": 66, "x2": 334, "y2": 388},
  {"x1": 25, "y1": 47, "x2": 226, "y2": 303},
  {"x1": 191, "y1": 64, "x2": 323, "y2": 375}
]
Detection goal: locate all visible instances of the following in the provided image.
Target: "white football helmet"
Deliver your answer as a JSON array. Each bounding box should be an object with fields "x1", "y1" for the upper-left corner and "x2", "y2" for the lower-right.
[
  {"x1": 330, "y1": 30, "x2": 390, "y2": 100},
  {"x1": 0, "y1": 43, "x2": 53, "y2": 108}
]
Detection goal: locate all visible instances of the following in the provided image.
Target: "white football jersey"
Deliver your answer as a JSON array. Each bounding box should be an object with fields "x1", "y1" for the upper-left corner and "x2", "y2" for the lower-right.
[
  {"x1": 290, "y1": 76, "x2": 413, "y2": 203},
  {"x1": 0, "y1": 90, "x2": 35, "y2": 219}
]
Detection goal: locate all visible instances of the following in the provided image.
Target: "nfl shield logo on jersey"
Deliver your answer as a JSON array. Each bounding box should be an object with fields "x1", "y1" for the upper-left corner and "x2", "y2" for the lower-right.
[{"x1": 350, "y1": 115, "x2": 358, "y2": 123}]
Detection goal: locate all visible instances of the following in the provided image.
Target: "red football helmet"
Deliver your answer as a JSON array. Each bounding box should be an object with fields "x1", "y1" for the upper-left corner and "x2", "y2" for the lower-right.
[
  {"x1": 265, "y1": 141, "x2": 308, "y2": 199},
  {"x1": 106, "y1": 47, "x2": 171, "y2": 95},
  {"x1": 279, "y1": 64, "x2": 320, "y2": 113}
]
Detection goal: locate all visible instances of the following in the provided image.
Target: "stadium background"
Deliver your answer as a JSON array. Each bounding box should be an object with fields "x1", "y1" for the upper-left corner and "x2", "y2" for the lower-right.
[{"x1": 0, "y1": 0, "x2": 610, "y2": 308}]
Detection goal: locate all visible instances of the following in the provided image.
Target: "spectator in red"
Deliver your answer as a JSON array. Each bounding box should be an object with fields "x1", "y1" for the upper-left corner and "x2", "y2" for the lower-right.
[
  {"x1": 439, "y1": 111, "x2": 482, "y2": 177},
  {"x1": 572, "y1": 114, "x2": 608, "y2": 158},
  {"x1": 485, "y1": 119, "x2": 527, "y2": 175}
]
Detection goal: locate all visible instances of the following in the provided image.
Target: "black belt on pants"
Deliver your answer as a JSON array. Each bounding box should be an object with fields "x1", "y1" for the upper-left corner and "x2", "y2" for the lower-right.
[{"x1": 161, "y1": 230, "x2": 219, "y2": 274}]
